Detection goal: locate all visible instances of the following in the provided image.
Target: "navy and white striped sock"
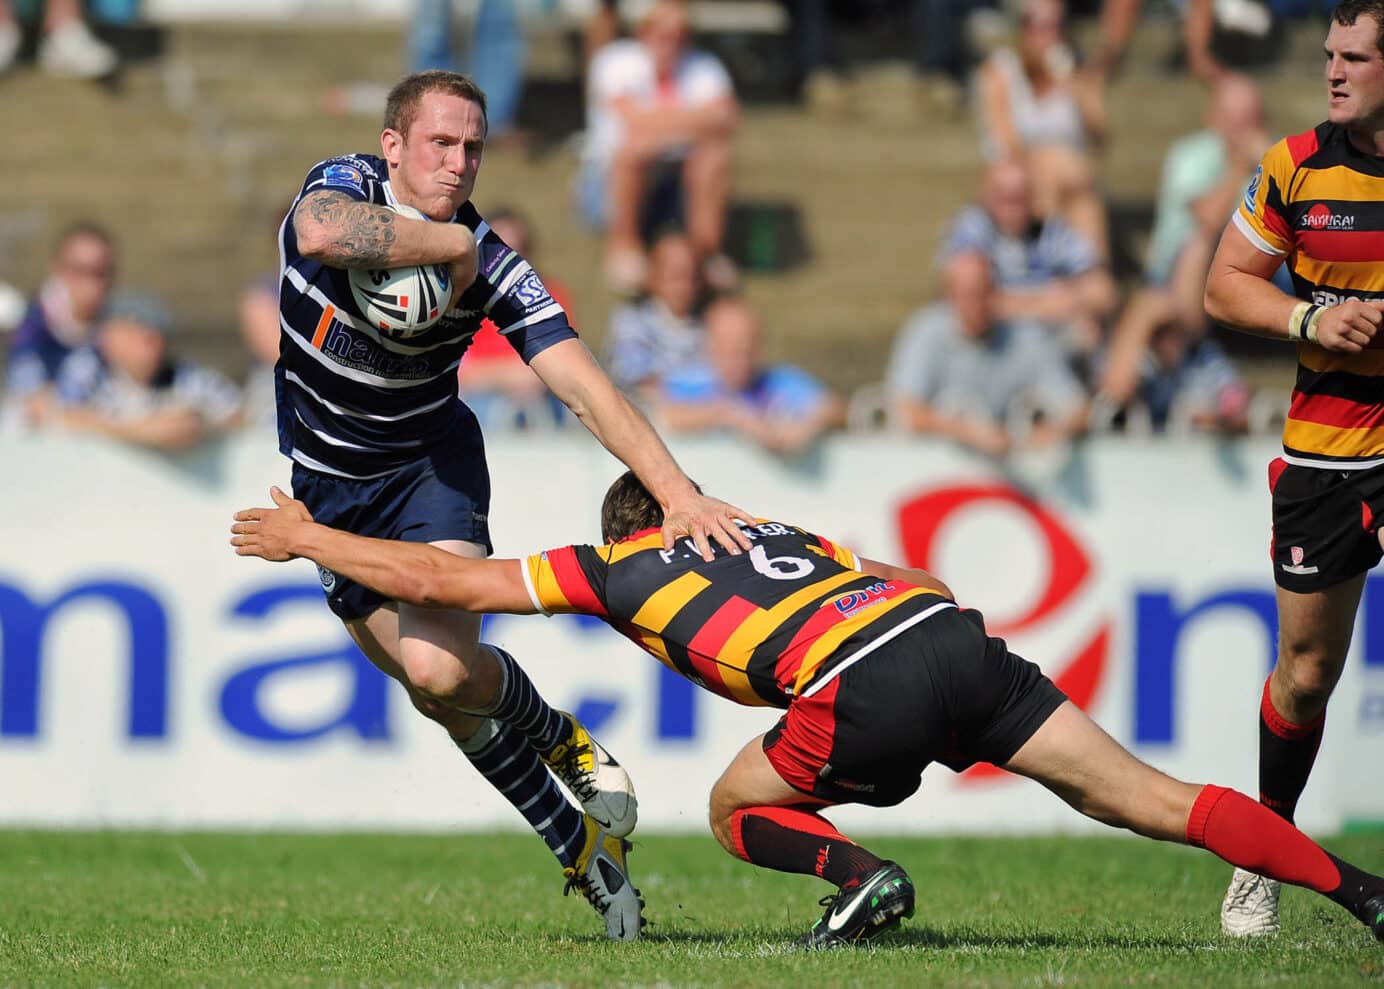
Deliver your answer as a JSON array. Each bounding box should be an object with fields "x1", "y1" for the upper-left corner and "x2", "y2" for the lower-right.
[
  {"x1": 479, "y1": 644, "x2": 570, "y2": 754},
  {"x1": 457, "y1": 718, "x2": 586, "y2": 869}
]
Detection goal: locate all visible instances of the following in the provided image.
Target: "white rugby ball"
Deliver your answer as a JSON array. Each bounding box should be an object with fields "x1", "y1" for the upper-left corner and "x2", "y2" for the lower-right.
[{"x1": 348, "y1": 203, "x2": 453, "y2": 338}]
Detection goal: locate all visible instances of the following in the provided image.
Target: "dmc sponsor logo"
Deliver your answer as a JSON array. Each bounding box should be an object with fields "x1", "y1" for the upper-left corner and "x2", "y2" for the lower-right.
[
  {"x1": 832, "y1": 582, "x2": 891, "y2": 617},
  {"x1": 1302, "y1": 203, "x2": 1355, "y2": 230}
]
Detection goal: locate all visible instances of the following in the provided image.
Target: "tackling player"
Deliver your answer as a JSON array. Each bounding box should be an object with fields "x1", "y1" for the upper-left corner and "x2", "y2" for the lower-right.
[
  {"x1": 275, "y1": 70, "x2": 751, "y2": 940},
  {"x1": 232, "y1": 475, "x2": 1384, "y2": 949},
  {"x1": 1204, "y1": 0, "x2": 1384, "y2": 937}
]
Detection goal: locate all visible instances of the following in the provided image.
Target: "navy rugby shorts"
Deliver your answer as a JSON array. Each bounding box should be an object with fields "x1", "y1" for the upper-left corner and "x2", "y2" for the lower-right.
[
  {"x1": 291, "y1": 416, "x2": 492, "y2": 621},
  {"x1": 762, "y1": 606, "x2": 1068, "y2": 808}
]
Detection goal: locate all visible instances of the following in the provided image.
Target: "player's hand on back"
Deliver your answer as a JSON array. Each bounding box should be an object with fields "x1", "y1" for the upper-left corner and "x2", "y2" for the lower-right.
[
  {"x1": 661, "y1": 491, "x2": 753, "y2": 561},
  {"x1": 1316, "y1": 299, "x2": 1382, "y2": 353},
  {"x1": 231, "y1": 486, "x2": 316, "y2": 562}
]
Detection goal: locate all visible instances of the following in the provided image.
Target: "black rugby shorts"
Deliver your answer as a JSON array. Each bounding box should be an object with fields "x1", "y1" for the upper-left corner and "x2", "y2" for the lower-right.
[
  {"x1": 1269, "y1": 457, "x2": 1384, "y2": 593},
  {"x1": 762, "y1": 607, "x2": 1068, "y2": 807}
]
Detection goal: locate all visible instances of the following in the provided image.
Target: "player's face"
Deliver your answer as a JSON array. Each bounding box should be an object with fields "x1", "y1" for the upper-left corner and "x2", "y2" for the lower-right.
[
  {"x1": 1325, "y1": 17, "x2": 1384, "y2": 131},
  {"x1": 383, "y1": 91, "x2": 486, "y2": 220}
]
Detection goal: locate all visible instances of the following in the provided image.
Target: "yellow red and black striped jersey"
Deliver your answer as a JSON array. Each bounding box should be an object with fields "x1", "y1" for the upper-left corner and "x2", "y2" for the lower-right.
[
  {"x1": 1234, "y1": 122, "x2": 1384, "y2": 468},
  {"x1": 521, "y1": 520, "x2": 951, "y2": 708}
]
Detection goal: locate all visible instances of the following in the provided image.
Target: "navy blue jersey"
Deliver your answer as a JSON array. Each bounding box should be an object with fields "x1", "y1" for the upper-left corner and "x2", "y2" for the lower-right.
[{"x1": 276, "y1": 154, "x2": 577, "y2": 478}]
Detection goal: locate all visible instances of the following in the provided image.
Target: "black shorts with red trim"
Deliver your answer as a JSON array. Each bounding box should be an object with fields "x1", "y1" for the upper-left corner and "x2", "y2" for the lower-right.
[
  {"x1": 761, "y1": 606, "x2": 1068, "y2": 808},
  {"x1": 1269, "y1": 458, "x2": 1384, "y2": 593}
]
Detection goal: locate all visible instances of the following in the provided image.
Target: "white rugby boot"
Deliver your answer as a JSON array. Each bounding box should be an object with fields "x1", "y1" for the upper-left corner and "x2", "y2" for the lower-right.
[
  {"x1": 1221, "y1": 868, "x2": 1281, "y2": 937},
  {"x1": 542, "y1": 711, "x2": 637, "y2": 838},
  {"x1": 563, "y1": 815, "x2": 644, "y2": 942}
]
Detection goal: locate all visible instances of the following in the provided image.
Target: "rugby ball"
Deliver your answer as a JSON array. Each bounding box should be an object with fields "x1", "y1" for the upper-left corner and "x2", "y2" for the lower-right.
[{"x1": 347, "y1": 203, "x2": 452, "y2": 338}]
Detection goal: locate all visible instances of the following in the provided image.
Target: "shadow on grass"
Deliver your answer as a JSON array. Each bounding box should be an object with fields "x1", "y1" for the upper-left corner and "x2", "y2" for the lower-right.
[{"x1": 636, "y1": 925, "x2": 1202, "y2": 952}]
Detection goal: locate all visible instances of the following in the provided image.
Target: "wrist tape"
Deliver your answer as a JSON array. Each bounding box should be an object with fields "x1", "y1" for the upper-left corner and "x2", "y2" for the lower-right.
[{"x1": 1288, "y1": 302, "x2": 1323, "y2": 343}]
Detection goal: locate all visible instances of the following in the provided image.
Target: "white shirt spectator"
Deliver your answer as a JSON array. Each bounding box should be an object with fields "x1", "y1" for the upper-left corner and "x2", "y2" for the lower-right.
[{"x1": 584, "y1": 38, "x2": 734, "y2": 168}]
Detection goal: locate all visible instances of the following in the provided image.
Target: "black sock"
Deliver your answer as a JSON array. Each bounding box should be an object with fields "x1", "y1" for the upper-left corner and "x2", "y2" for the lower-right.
[
  {"x1": 729, "y1": 804, "x2": 882, "y2": 887},
  {"x1": 1258, "y1": 677, "x2": 1324, "y2": 822},
  {"x1": 1325, "y1": 852, "x2": 1384, "y2": 922}
]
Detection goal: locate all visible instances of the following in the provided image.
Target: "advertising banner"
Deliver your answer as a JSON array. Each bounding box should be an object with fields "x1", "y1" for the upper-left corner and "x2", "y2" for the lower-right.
[{"x1": 3, "y1": 433, "x2": 1382, "y2": 834}]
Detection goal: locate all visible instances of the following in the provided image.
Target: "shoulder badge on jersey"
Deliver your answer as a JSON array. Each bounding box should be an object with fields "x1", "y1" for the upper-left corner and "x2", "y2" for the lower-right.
[
  {"x1": 323, "y1": 163, "x2": 366, "y2": 194},
  {"x1": 1243, "y1": 164, "x2": 1262, "y2": 216}
]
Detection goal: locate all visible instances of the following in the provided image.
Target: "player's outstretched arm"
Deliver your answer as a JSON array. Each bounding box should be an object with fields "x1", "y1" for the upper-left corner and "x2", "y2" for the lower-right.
[
  {"x1": 529, "y1": 338, "x2": 753, "y2": 561},
  {"x1": 293, "y1": 190, "x2": 478, "y2": 285},
  {"x1": 1205, "y1": 222, "x2": 1381, "y2": 352},
  {"x1": 231, "y1": 487, "x2": 535, "y2": 614}
]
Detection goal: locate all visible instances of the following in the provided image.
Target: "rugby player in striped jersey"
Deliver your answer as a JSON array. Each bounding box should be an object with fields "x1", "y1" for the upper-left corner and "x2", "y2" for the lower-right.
[
  {"x1": 1205, "y1": 0, "x2": 1384, "y2": 937},
  {"x1": 274, "y1": 70, "x2": 751, "y2": 940},
  {"x1": 233, "y1": 474, "x2": 1384, "y2": 950}
]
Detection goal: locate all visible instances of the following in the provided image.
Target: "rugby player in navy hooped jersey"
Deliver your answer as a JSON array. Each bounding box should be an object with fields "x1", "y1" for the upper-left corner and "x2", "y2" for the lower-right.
[
  {"x1": 276, "y1": 70, "x2": 751, "y2": 941},
  {"x1": 234, "y1": 474, "x2": 1384, "y2": 950}
]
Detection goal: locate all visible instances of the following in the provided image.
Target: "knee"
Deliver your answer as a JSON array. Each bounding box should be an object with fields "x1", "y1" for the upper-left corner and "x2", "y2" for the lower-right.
[
  {"x1": 612, "y1": 139, "x2": 656, "y2": 173},
  {"x1": 706, "y1": 786, "x2": 739, "y2": 856},
  {"x1": 401, "y1": 651, "x2": 471, "y2": 706},
  {"x1": 1275, "y1": 644, "x2": 1343, "y2": 709},
  {"x1": 707, "y1": 803, "x2": 738, "y2": 857}
]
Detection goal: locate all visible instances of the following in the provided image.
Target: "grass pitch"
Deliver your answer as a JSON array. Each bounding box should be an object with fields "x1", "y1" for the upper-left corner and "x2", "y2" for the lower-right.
[{"x1": 1, "y1": 831, "x2": 1382, "y2": 988}]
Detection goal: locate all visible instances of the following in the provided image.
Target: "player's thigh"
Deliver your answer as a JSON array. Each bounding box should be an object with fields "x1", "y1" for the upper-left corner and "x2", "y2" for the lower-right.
[
  {"x1": 345, "y1": 602, "x2": 404, "y2": 680},
  {"x1": 1275, "y1": 575, "x2": 1365, "y2": 692},
  {"x1": 1002, "y1": 701, "x2": 1200, "y2": 842},
  {"x1": 396, "y1": 539, "x2": 489, "y2": 695},
  {"x1": 709, "y1": 734, "x2": 826, "y2": 827},
  {"x1": 345, "y1": 603, "x2": 481, "y2": 729}
]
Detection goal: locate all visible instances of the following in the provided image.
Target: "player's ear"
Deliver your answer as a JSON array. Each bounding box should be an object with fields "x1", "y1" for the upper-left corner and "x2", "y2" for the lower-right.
[{"x1": 380, "y1": 128, "x2": 404, "y2": 166}]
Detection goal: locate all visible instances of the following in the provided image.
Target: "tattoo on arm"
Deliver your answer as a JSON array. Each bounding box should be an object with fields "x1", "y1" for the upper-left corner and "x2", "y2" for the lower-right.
[{"x1": 296, "y1": 190, "x2": 398, "y2": 268}]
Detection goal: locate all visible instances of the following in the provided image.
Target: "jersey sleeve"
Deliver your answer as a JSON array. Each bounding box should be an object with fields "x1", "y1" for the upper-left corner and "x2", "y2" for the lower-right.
[
  {"x1": 810, "y1": 532, "x2": 862, "y2": 571},
  {"x1": 297, "y1": 155, "x2": 383, "y2": 204},
  {"x1": 474, "y1": 224, "x2": 578, "y2": 363},
  {"x1": 522, "y1": 545, "x2": 610, "y2": 617},
  {"x1": 1232, "y1": 138, "x2": 1296, "y2": 257}
]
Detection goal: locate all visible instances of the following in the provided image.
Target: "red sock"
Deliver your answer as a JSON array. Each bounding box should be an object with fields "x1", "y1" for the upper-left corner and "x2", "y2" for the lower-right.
[
  {"x1": 1186, "y1": 784, "x2": 1338, "y2": 891},
  {"x1": 729, "y1": 805, "x2": 882, "y2": 887}
]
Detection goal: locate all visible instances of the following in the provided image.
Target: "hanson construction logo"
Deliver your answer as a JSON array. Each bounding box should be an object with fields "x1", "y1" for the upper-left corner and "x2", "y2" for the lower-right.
[{"x1": 1302, "y1": 203, "x2": 1356, "y2": 230}]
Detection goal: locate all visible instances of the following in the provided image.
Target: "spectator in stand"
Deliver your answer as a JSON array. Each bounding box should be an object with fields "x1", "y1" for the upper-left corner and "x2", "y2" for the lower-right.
[
  {"x1": 1098, "y1": 74, "x2": 1265, "y2": 432},
  {"x1": 603, "y1": 231, "x2": 707, "y2": 402},
  {"x1": 0, "y1": 0, "x2": 118, "y2": 78},
  {"x1": 1095, "y1": 0, "x2": 1294, "y2": 86},
  {"x1": 38, "y1": 292, "x2": 241, "y2": 451},
  {"x1": 655, "y1": 296, "x2": 844, "y2": 457},
  {"x1": 976, "y1": 0, "x2": 1109, "y2": 263},
  {"x1": 408, "y1": 0, "x2": 528, "y2": 147},
  {"x1": 940, "y1": 158, "x2": 1116, "y2": 361},
  {"x1": 886, "y1": 253, "x2": 1088, "y2": 457},
  {"x1": 238, "y1": 271, "x2": 280, "y2": 431},
  {"x1": 456, "y1": 206, "x2": 568, "y2": 429},
  {"x1": 5, "y1": 222, "x2": 116, "y2": 418},
  {"x1": 579, "y1": 0, "x2": 740, "y2": 294}
]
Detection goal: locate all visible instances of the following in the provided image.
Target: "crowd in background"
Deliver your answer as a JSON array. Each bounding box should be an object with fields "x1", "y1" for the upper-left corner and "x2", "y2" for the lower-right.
[{"x1": 0, "y1": 0, "x2": 1343, "y2": 459}]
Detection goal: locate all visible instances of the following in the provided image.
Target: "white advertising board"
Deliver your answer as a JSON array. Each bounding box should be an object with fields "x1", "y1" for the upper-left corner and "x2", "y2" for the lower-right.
[{"x1": 3, "y1": 433, "x2": 1383, "y2": 834}]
